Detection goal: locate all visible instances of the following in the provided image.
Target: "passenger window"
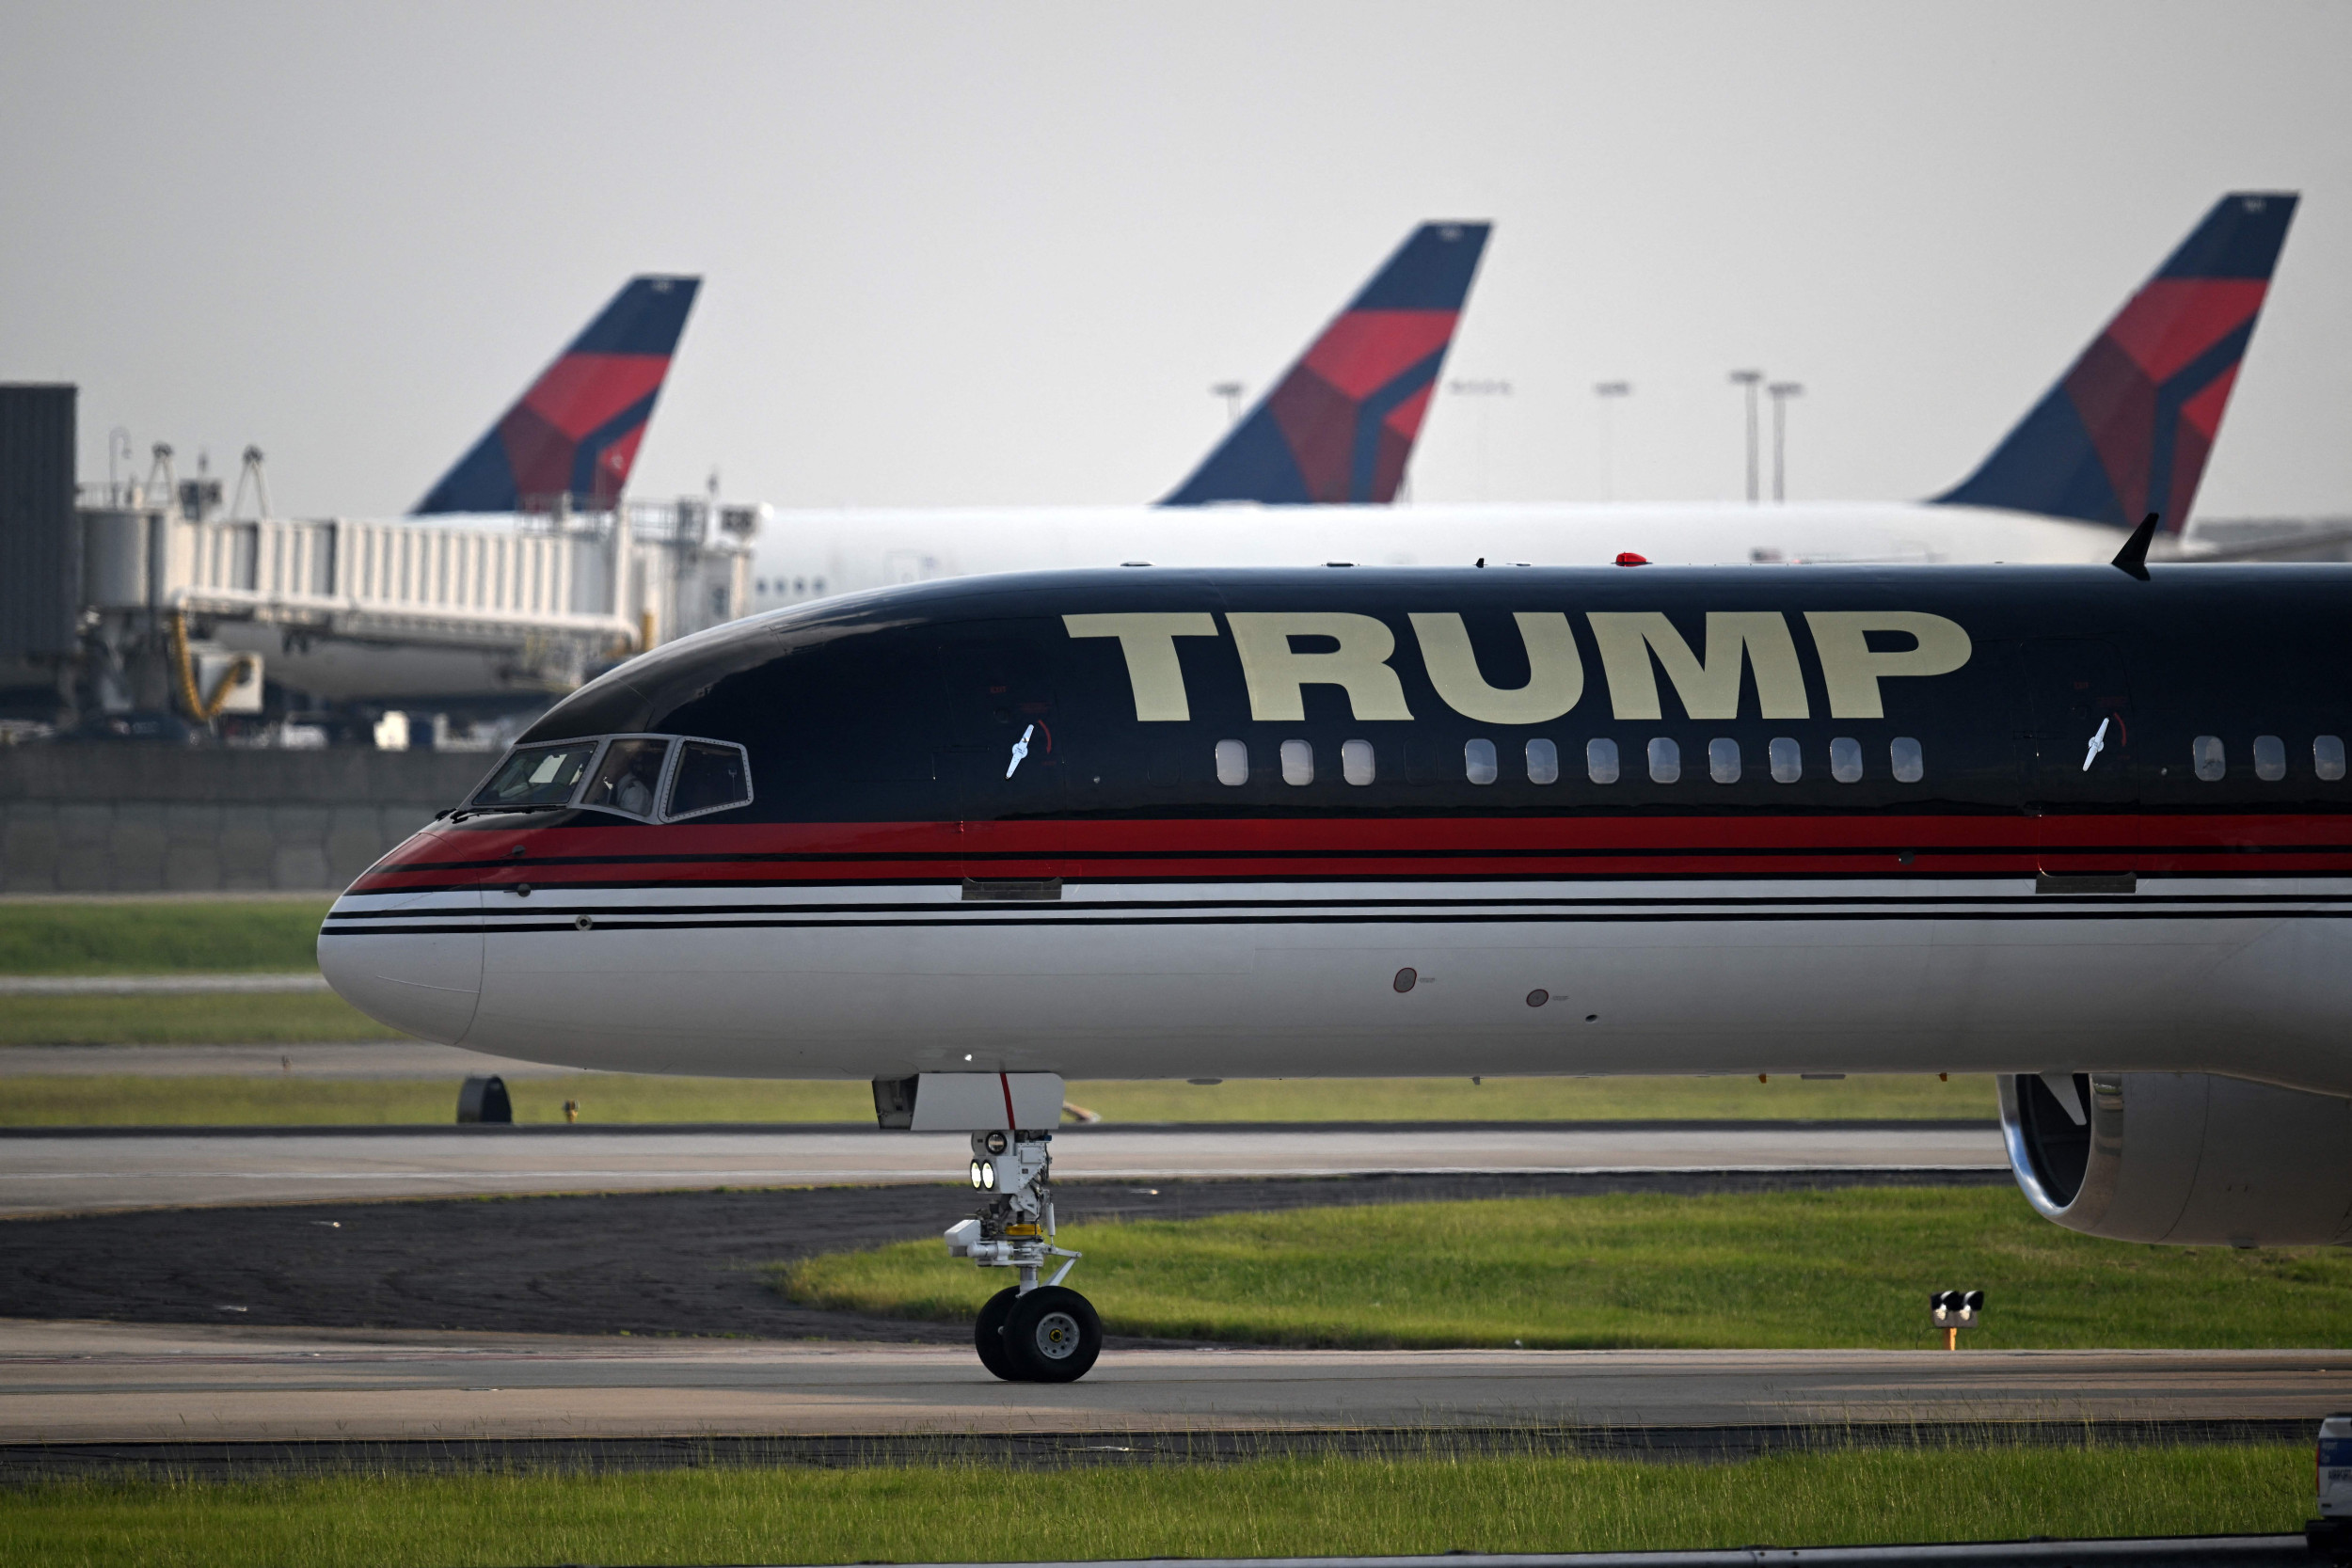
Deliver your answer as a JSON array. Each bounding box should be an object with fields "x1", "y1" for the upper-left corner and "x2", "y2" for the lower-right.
[
  {"x1": 1647, "y1": 737, "x2": 1680, "y2": 784},
  {"x1": 1215, "y1": 739, "x2": 1248, "y2": 786},
  {"x1": 665, "y1": 740, "x2": 753, "y2": 819},
  {"x1": 1281, "y1": 739, "x2": 1314, "y2": 786},
  {"x1": 1342, "y1": 739, "x2": 1375, "y2": 786},
  {"x1": 1708, "y1": 737, "x2": 1740, "y2": 784},
  {"x1": 1586, "y1": 738, "x2": 1619, "y2": 784},
  {"x1": 1525, "y1": 738, "x2": 1559, "y2": 785},
  {"x1": 1829, "y1": 736, "x2": 1863, "y2": 784},
  {"x1": 1890, "y1": 736, "x2": 1924, "y2": 784},
  {"x1": 1465, "y1": 738, "x2": 1498, "y2": 785},
  {"x1": 583, "y1": 737, "x2": 671, "y2": 818},
  {"x1": 2253, "y1": 735, "x2": 2285, "y2": 782},
  {"x1": 2192, "y1": 736, "x2": 2225, "y2": 782},
  {"x1": 1769, "y1": 736, "x2": 1801, "y2": 784},
  {"x1": 471, "y1": 741, "x2": 597, "y2": 809},
  {"x1": 2317, "y1": 736, "x2": 2345, "y2": 782}
]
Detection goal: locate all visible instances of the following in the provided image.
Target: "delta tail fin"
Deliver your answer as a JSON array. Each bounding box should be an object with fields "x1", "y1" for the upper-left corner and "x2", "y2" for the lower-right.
[
  {"x1": 1162, "y1": 222, "x2": 1491, "y2": 506},
  {"x1": 1933, "y1": 193, "x2": 2296, "y2": 531},
  {"x1": 414, "y1": 275, "x2": 701, "y2": 515}
]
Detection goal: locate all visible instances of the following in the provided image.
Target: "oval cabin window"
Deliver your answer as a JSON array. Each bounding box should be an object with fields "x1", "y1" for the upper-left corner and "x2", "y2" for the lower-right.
[
  {"x1": 1830, "y1": 736, "x2": 1863, "y2": 784},
  {"x1": 2317, "y1": 735, "x2": 2345, "y2": 782},
  {"x1": 1464, "y1": 738, "x2": 1498, "y2": 785},
  {"x1": 2192, "y1": 736, "x2": 2225, "y2": 782},
  {"x1": 2253, "y1": 735, "x2": 2285, "y2": 782},
  {"x1": 1215, "y1": 740, "x2": 1248, "y2": 786},
  {"x1": 1586, "y1": 738, "x2": 1619, "y2": 784},
  {"x1": 1769, "y1": 736, "x2": 1801, "y2": 784},
  {"x1": 1647, "y1": 737, "x2": 1680, "y2": 784},
  {"x1": 1525, "y1": 738, "x2": 1558, "y2": 785},
  {"x1": 1342, "y1": 739, "x2": 1375, "y2": 786},
  {"x1": 1280, "y1": 739, "x2": 1314, "y2": 786}
]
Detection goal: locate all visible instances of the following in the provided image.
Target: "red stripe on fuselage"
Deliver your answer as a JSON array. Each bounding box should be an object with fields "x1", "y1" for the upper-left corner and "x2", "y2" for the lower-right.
[{"x1": 347, "y1": 814, "x2": 2352, "y2": 894}]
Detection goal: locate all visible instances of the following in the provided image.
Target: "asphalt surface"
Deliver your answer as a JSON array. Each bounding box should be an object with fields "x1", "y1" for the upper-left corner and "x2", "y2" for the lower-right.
[
  {"x1": 0, "y1": 1123, "x2": 2006, "y2": 1216},
  {"x1": 4, "y1": 1317, "x2": 2346, "y2": 1444}
]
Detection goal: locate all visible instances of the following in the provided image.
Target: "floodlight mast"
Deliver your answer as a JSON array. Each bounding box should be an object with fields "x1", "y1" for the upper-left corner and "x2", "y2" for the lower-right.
[
  {"x1": 1767, "y1": 381, "x2": 1804, "y2": 502},
  {"x1": 1729, "y1": 369, "x2": 1764, "y2": 503},
  {"x1": 1593, "y1": 381, "x2": 1631, "y2": 501}
]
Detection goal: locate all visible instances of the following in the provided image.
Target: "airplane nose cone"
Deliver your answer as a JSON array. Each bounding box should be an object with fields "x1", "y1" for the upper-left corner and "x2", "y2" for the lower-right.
[{"x1": 318, "y1": 888, "x2": 485, "y2": 1044}]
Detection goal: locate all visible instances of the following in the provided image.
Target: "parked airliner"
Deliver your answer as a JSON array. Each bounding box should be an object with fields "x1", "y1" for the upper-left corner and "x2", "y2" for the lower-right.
[
  {"x1": 324, "y1": 520, "x2": 2352, "y2": 1381},
  {"x1": 748, "y1": 193, "x2": 2298, "y2": 604}
]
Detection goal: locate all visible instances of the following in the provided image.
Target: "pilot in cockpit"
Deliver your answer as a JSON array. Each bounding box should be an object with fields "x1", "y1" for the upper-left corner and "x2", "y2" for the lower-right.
[{"x1": 583, "y1": 738, "x2": 669, "y2": 818}]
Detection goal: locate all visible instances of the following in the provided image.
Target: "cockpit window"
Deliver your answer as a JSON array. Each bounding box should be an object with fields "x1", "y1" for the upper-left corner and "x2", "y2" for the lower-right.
[
  {"x1": 581, "y1": 737, "x2": 673, "y2": 819},
  {"x1": 470, "y1": 742, "x2": 597, "y2": 809},
  {"x1": 666, "y1": 740, "x2": 754, "y2": 819}
]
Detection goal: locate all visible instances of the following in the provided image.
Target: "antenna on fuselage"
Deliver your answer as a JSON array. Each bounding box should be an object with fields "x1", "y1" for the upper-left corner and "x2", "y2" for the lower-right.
[{"x1": 2112, "y1": 513, "x2": 2160, "y2": 580}]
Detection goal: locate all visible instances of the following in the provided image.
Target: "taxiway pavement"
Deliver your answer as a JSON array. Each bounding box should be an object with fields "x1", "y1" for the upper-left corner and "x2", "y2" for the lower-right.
[
  {"x1": 0, "y1": 1123, "x2": 2005, "y2": 1216},
  {"x1": 1, "y1": 1320, "x2": 2344, "y2": 1443}
]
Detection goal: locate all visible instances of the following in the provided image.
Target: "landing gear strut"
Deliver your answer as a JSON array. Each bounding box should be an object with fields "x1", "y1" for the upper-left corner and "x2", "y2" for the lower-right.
[{"x1": 945, "y1": 1130, "x2": 1101, "y2": 1381}]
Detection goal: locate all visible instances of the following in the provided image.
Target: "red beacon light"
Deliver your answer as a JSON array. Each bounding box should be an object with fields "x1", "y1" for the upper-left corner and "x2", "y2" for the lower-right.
[{"x1": 1614, "y1": 552, "x2": 1650, "y2": 567}]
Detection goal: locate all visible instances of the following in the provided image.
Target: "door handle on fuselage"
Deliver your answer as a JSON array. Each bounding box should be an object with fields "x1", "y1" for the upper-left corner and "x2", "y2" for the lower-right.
[{"x1": 2081, "y1": 718, "x2": 2109, "y2": 772}]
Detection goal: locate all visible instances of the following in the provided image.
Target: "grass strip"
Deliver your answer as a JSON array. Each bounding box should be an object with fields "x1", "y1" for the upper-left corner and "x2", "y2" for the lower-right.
[
  {"x1": 0, "y1": 901, "x2": 333, "y2": 975},
  {"x1": 0, "y1": 1073, "x2": 872, "y2": 1126},
  {"x1": 784, "y1": 1186, "x2": 2352, "y2": 1350},
  {"x1": 0, "y1": 1062, "x2": 1992, "y2": 1124},
  {"x1": 0, "y1": 1444, "x2": 2310, "y2": 1566},
  {"x1": 1071, "y1": 1072, "x2": 1992, "y2": 1122},
  {"x1": 0, "y1": 994, "x2": 402, "y2": 1048}
]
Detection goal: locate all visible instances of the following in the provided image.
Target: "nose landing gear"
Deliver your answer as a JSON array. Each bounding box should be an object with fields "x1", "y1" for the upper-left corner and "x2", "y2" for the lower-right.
[{"x1": 946, "y1": 1131, "x2": 1100, "y2": 1381}]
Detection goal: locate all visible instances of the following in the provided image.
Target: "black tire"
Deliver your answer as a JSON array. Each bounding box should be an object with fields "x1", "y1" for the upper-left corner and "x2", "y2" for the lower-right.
[
  {"x1": 1003, "y1": 1286, "x2": 1102, "y2": 1383},
  {"x1": 975, "y1": 1286, "x2": 1023, "y2": 1381}
]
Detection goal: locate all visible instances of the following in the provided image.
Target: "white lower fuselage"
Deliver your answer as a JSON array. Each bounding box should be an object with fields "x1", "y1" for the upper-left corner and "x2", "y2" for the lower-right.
[{"x1": 322, "y1": 873, "x2": 2352, "y2": 1099}]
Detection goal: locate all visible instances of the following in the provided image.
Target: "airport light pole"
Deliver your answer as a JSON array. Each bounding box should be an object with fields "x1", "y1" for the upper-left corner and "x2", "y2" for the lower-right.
[
  {"x1": 1449, "y1": 378, "x2": 1513, "y2": 501},
  {"x1": 1768, "y1": 381, "x2": 1804, "y2": 503},
  {"x1": 1729, "y1": 370, "x2": 1764, "y2": 504},
  {"x1": 1210, "y1": 382, "x2": 1245, "y2": 427},
  {"x1": 1593, "y1": 382, "x2": 1631, "y2": 502}
]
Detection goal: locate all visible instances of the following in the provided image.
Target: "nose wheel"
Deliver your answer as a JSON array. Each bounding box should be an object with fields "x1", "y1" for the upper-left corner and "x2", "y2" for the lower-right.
[
  {"x1": 945, "y1": 1130, "x2": 1100, "y2": 1380},
  {"x1": 986, "y1": 1284, "x2": 1102, "y2": 1382}
]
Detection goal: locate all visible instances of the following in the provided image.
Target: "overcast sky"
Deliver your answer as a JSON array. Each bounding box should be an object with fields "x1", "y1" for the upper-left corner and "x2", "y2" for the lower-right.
[{"x1": 6, "y1": 2, "x2": 2347, "y2": 521}]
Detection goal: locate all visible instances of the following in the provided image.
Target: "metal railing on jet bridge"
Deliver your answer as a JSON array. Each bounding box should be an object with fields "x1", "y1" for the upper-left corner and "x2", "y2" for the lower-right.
[{"x1": 76, "y1": 484, "x2": 754, "y2": 655}]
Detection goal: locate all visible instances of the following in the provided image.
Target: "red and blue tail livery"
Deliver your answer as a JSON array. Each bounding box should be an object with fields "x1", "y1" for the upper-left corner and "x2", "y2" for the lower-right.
[
  {"x1": 414, "y1": 276, "x2": 701, "y2": 515},
  {"x1": 1163, "y1": 222, "x2": 1491, "y2": 506},
  {"x1": 1935, "y1": 193, "x2": 2296, "y2": 532}
]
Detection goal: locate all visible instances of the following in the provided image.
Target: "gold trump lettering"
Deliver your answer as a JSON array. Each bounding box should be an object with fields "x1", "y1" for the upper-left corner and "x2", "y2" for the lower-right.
[
  {"x1": 1407, "y1": 612, "x2": 1583, "y2": 724},
  {"x1": 1586, "y1": 611, "x2": 1809, "y2": 721},
  {"x1": 1802, "y1": 611, "x2": 1972, "y2": 719},
  {"x1": 1060, "y1": 612, "x2": 1220, "y2": 721},
  {"x1": 1225, "y1": 612, "x2": 1415, "y2": 722}
]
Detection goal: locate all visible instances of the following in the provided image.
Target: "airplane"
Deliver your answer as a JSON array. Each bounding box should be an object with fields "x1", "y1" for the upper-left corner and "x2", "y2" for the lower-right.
[
  {"x1": 415, "y1": 275, "x2": 702, "y2": 515},
  {"x1": 746, "y1": 192, "x2": 2297, "y2": 604},
  {"x1": 322, "y1": 521, "x2": 2352, "y2": 1382},
  {"x1": 750, "y1": 219, "x2": 1493, "y2": 604}
]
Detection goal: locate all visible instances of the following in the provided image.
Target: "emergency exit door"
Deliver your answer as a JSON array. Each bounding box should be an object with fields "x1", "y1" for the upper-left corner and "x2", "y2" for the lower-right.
[
  {"x1": 2019, "y1": 638, "x2": 2138, "y2": 882},
  {"x1": 933, "y1": 623, "x2": 1066, "y2": 885}
]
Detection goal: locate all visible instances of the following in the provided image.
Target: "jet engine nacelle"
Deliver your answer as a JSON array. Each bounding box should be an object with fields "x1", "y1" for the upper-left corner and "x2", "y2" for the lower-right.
[{"x1": 2000, "y1": 1071, "x2": 2352, "y2": 1247}]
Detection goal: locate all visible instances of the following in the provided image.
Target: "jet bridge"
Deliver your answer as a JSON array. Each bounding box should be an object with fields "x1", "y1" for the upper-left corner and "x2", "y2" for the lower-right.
[{"x1": 65, "y1": 444, "x2": 759, "y2": 716}]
